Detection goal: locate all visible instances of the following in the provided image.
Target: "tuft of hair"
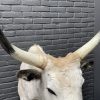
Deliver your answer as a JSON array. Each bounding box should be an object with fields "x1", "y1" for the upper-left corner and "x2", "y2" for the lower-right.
[
  {"x1": 0, "y1": 29, "x2": 15, "y2": 54},
  {"x1": 17, "y1": 69, "x2": 41, "y2": 81}
]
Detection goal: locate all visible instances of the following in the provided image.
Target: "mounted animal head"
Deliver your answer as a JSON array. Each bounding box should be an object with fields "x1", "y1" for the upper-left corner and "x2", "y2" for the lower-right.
[{"x1": 0, "y1": 29, "x2": 100, "y2": 100}]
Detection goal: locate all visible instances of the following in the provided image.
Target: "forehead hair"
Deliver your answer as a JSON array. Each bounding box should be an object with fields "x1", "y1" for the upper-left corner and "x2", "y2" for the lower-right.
[{"x1": 47, "y1": 53, "x2": 81, "y2": 68}]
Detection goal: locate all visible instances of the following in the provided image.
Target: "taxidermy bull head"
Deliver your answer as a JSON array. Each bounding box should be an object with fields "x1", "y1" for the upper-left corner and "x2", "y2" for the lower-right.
[{"x1": 0, "y1": 29, "x2": 100, "y2": 100}]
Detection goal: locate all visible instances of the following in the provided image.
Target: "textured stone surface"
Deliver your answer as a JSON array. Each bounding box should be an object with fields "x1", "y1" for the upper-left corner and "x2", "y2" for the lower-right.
[{"x1": 0, "y1": 0, "x2": 95, "y2": 100}]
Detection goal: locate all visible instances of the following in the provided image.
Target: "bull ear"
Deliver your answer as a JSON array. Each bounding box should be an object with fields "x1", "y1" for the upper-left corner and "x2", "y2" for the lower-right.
[
  {"x1": 81, "y1": 60, "x2": 94, "y2": 71},
  {"x1": 0, "y1": 30, "x2": 47, "y2": 69},
  {"x1": 74, "y1": 32, "x2": 100, "y2": 60},
  {"x1": 17, "y1": 69, "x2": 41, "y2": 81}
]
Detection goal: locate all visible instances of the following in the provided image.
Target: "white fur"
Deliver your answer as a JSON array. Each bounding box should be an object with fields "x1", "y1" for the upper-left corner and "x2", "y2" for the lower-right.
[{"x1": 18, "y1": 45, "x2": 84, "y2": 100}]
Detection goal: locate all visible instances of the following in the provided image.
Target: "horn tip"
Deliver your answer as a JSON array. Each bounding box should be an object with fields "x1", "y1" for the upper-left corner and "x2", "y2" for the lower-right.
[{"x1": 0, "y1": 30, "x2": 15, "y2": 54}]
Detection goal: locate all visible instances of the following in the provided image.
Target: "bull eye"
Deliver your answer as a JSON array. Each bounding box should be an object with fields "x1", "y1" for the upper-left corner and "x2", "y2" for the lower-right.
[{"x1": 47, "y1": 88, "x2": 57, "y2": 96}]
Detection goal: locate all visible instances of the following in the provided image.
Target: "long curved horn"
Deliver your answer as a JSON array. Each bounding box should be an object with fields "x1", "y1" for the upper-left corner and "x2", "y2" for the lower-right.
[
  {"x1": 0, "y1": 30, "x2": 47, "y2": 69},
  {"x1": 74, "y1": 32, "x2": 100, "y2": 59}
]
